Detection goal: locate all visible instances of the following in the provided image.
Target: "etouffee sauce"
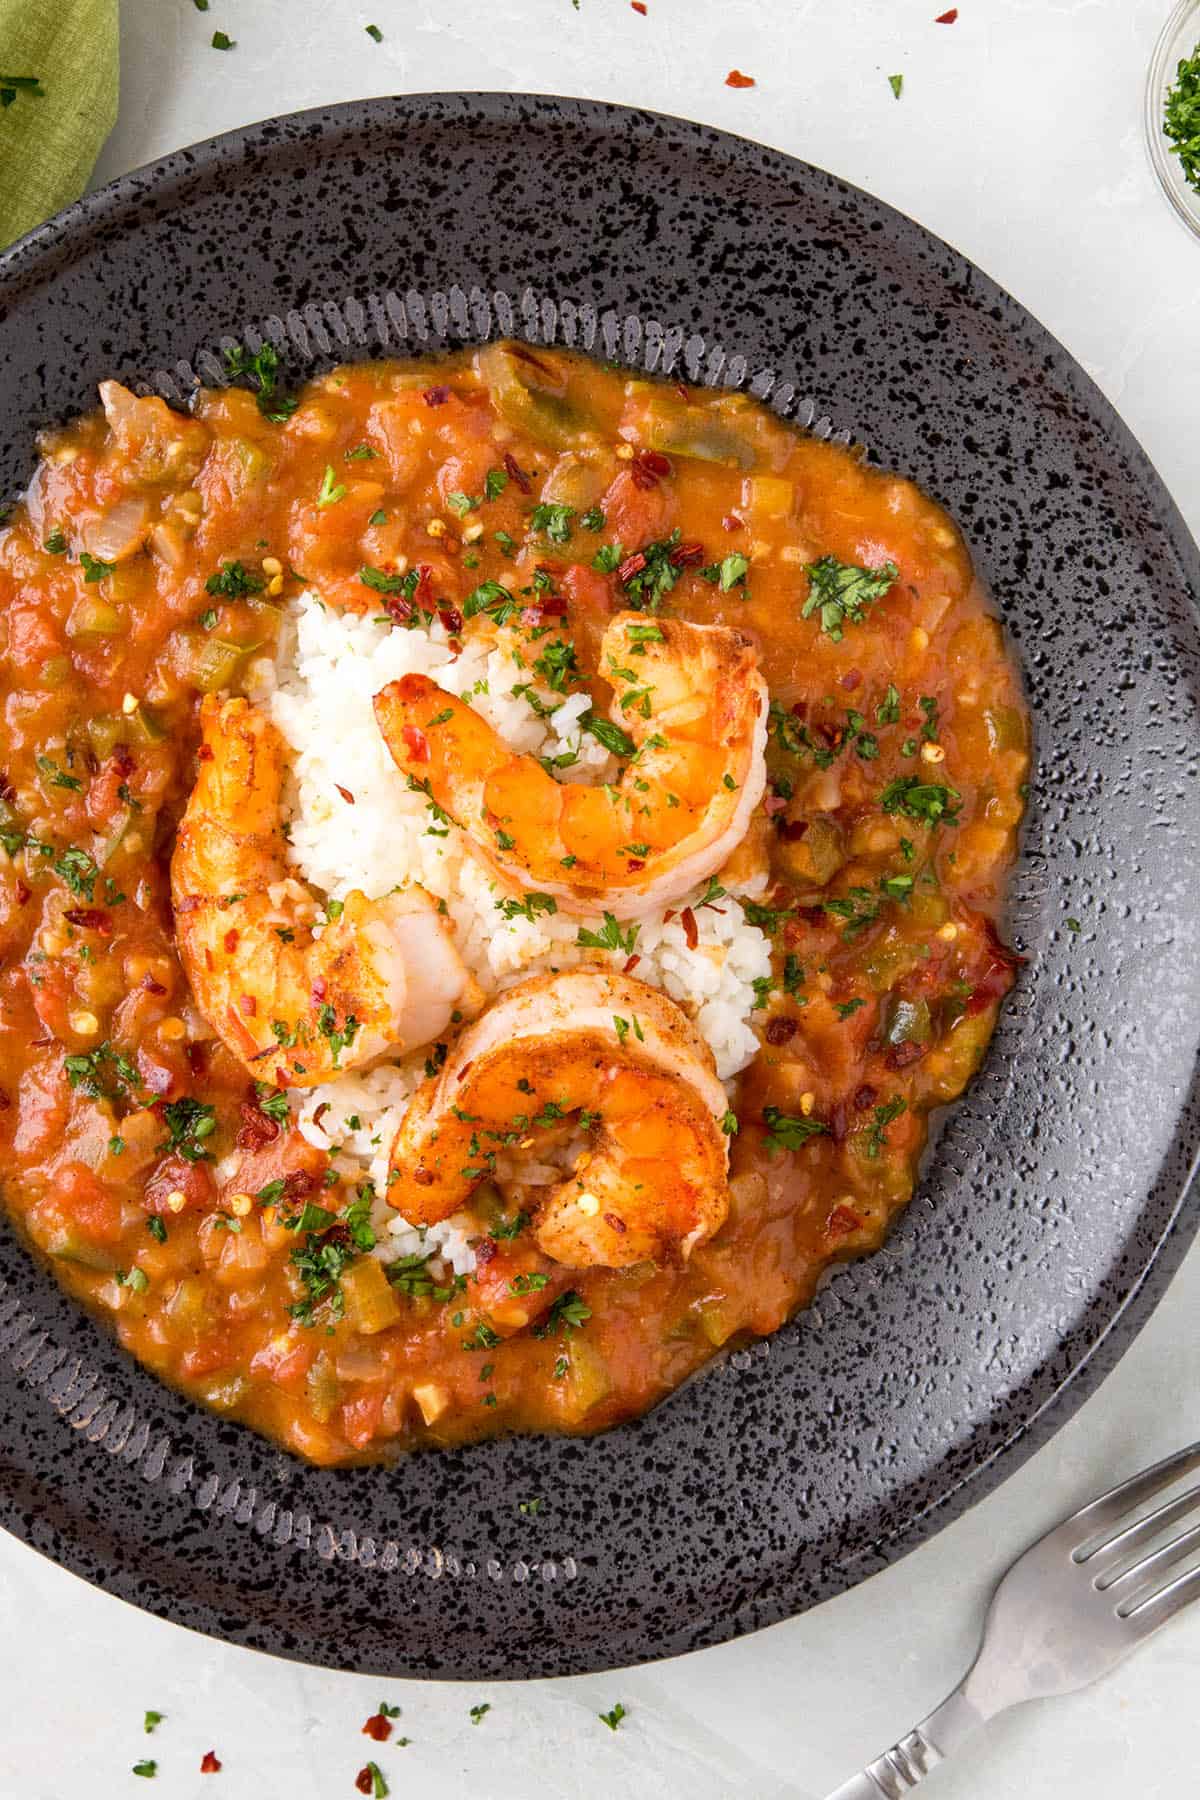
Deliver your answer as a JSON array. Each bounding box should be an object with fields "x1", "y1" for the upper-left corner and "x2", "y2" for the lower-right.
[{"x1": 0, "y1": 343, "x2": 1027, "y2": 1464}]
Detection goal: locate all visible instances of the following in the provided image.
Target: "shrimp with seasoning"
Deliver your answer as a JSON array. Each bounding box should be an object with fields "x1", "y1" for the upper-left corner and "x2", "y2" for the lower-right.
[
  {"x1": 387, "y1": 969, "x2": 732, "y2": 1269},
  {"x1": 172, "y1": 695, "x2": 469, "y2": 1088},
  {"x1": 373, "y1": 610, "x2": 767, "y2": 920}
]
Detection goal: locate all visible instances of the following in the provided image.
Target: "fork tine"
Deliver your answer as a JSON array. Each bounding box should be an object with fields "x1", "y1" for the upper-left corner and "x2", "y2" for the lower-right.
[
  {"x1": 1120, "y1": 1559, "x2": 1200, "y2": 1639},
  {"x1": 1103, "y1": 1521, "x2": 1200, "y2": 1600},
  {"x1": 1081, "y1": 1480, "x2": 1200, "y2": 1572},
  {"x1": 1067, "y1": 1441, "x2": 1200, "y2": 1542}
]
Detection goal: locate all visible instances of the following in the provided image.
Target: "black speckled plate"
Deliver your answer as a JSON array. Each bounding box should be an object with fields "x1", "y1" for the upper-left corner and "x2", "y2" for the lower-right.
[{"x1": 1, "y1": 95, "x2": 1198, "y2": 1680}]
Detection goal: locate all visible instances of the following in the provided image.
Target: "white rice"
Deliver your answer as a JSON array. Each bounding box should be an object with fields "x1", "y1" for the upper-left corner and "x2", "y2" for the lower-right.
[{"x1": 261, "y1": 591, "x2": 772, "y2": 1272}]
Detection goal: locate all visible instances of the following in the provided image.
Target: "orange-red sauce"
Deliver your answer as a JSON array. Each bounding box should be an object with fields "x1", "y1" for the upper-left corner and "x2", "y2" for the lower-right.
[{"x1": 0, "y1": 344, "x2": 1026, "y2": 1463}]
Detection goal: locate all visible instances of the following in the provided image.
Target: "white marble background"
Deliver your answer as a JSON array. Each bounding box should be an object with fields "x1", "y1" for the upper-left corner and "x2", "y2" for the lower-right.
[{"x1": 2, "y1": 0, "x2": 1198, "y2": 1794}]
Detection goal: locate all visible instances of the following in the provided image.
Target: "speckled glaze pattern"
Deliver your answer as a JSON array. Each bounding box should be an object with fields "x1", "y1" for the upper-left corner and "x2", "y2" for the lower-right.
[{"x1": 0, "y1": 96, "x2": 1197, "y2": 1681}]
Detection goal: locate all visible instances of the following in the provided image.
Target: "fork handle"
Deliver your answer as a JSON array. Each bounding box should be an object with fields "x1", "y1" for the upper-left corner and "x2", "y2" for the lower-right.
[{"x1": 823, "y1": 1687, "x2": 988, "y2": 1798}]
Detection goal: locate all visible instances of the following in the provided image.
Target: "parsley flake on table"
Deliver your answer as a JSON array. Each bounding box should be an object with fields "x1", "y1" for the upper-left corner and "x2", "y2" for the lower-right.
[
  {"x1": 469, "y1": 1702, "x2": 492, "y2": 1725},
  {"x1": 365, "y1": 23, "x2": 383, "y2": 41},
  {"x1": 210, "y1": 30, "x2": 235, "y2": 50},
  {"x1": 599, "y1": 1701, "x2": 628, "y2": 1731}
]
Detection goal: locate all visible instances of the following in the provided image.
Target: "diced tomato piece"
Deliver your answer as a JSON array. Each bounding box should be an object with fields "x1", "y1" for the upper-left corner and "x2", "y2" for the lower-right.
[
  {"x1": 340, "y1": 1389, "x2": 386, "y2": 1450},
  {"x1": 179, "y1": 1332, "x2": 238, "y2": 1380},
  {"x1": 599, "y1": 467, "x2": 672, "y2": 550},
  {"x1": 56, "y1": 1163, "x2": 124, "y2": 1242},
  {"x1": 145, "y1": 1153, "x2": 216, "y2": 1215},
  {"x1": 249, "y1": 1335, "x2": 314, "y2": 1389}
]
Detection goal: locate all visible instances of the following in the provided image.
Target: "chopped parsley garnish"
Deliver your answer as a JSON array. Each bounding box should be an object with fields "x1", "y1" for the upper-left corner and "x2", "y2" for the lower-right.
[
  {"x1": 836, "y1": 997, "x2": 866, "y2": 1019},
  {"x1": 43, "y1": 528, "x2": 67, "y2": 555},
  {"x1": 613, "y1": 1015, "x2": 630, "y2": 1046},
  {"x1": 463, "y1": 579, "x2": 521, "y2": 626},
  {"x1": 446, "y1": 490, "x2": 480, "y2": 517},
  {"x1": 576, "y1": 912, "x2": 639, "y2": 954},
  {"x1": 360, "y1": 1761, "x2": 389, "y2": 1796},
  {"x1": 866, "y1": 1096, "x2": 906, "y2": 1159},
  {"x1": 496, "y1": 891, "x2": 558, "y2": 923},
  {"x1": 592, "y1": 542, "x2": 624, "y2": 574},
  {"x1": 879, "y1": 873, "x2": 915, "y2": 903},
  {"x1": 762, "y1": 1107, "x2": 829, "y2": 1152},
  {"x1": 801, "y1": 555, "x2": 898, "y2": 641},
  {"x1": 254, "y1": 1081, "x2": 291, "y2": 1124},
  {"x1": 823, "y1": 886, "x2": 883, "y2": 940},
  {"x1": 206, "y1": 559, "x2": 264, "y2": 599},
  {"x1": 211, "y1": 29, "x2": 235, "y2": 49},
  {"x1": 484, "y1": 468, "x2": 509, "y2": 500},
  {"x1": 876, "y1": 683, "x2": 901, "y2": 724},
  {"x1": 490, "y1": 1210, "x2": 529, "y2": 1240},
  {"x1": 621, "y1": 529, "x2": 682, "y2": 611},
  {"x1": 79, "y1": 551, "x2": 115, "y2": 583},
  {"x1": 160, "y1": 1096, "x2": 217, "y2": 1163},
  {"x1": 1164, "y1": 43, "x2": 1200, "y2": 194},
  {"x1": 64, "y1": 1041, "x2": 142, "y2": 1104},
  {"x1": 580, "y1": 711, "x2": 635, "y2": 758},
  {"x1": 199, "y1": 607, "x2": 218, "y2": 630},
  {"x1": 720, "y1": 1109, "x2": 739, "y2": 1135},
  {"x1": 317, "y1": 1003, "x2": 360, "y2": 1069},
  {"x1": 530, "y1": 502, "x2": 574, "y2": 543},
  {"x1": 508, "y1": 1271, "x2": 550, "y2": 1295},
  {"x1": 316, "y1": 464, "x2": 346, "y2": 508},
  {"x1": 36, "y1": 754, "x2": 82, "y2": 792},
  {"x1": 580, "y1": 506, "x2": 606, "y2": 531},
  {"x1": 879, "y1": 776, "x2": 961, "y2": 827},
  {"x1": 143, "y1": 1712, "x2": 164, "y2": 1734},
  {"x1": 462, "y1": 1321, "x2": 501, "y2": 1352},
  {"x1": 147, "y1": 1216, "x2": 167, "y2": 1243},
  {"x1": 700, "y1": 551, "x2": 750, "y2": 591},
  {"x1": 132, "y1": 1761, "x2": 157, "y2": 1779},
  {"x1": 599, "y1": 1703, "x2": 628, "y2": 1732},
  {"x1": 533, "y1": 1289, "x2": 591, "y2": 1336},
  {"x1": 120, "y1": 1267, "x2": 149, "y2": 1293},
  {"x1": 533, "y1": 637, "x2": 580, "y2": 692},
  {"x1": 221, "y1": 340, "x2": 297, "y2": 422}
]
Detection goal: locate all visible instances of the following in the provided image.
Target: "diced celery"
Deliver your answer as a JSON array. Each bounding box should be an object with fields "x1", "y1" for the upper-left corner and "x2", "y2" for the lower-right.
[
  {"x1": 983, "y1": 705, "x2": 1026, "y2": 754},
  {"x1": 559, "y1": 1334, "x2": 612, "y2": 1417},
  {"x1": 305, "y1": 1350, "x2": 340, "y2": 1422},
  {"x1": 42, "y1": 1224, "x2": 120, "y2": 1271},
  {"x1": 476, "y1": 343, "x2": 595, "y2": 449},
  {"x1": 881, "y1": 994, "x2": 932, "y2": 1046},
  {"x1": 67, "y1": 597, "x2": 123, "y2": 639},
  {"x1": 340, "y1": 1257, "x2": 403, "y2": 1335}
]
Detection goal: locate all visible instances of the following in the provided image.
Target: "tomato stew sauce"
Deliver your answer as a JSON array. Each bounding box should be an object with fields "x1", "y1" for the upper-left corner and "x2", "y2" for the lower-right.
[{"x1": 0, "y1": 344, "x2": 1027, "y2": 1464}]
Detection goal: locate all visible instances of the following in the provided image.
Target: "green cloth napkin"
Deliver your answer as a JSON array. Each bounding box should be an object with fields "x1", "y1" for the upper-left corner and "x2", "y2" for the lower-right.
[{"x1": 0, "y1": 0, "x2": 118, "y2": 250}]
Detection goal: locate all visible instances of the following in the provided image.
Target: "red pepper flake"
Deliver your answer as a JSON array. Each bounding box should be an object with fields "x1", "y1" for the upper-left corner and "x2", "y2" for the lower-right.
[
  {"x1": 423, "y1": 385, "x2": 450, "y2": 406},
  {"x1": 604, "y1": 1212, "x2": 628, "y2": 1233},
  {"x1": 617, "y1": 550, "x2": 648, "y2": 583},
  {"x1": 503, "y1": 450, "x2": 532, "y2": 493},
  {"x1": 763, "y1": 793, "x2": 787, "y2": 818},
  {"x1": 680, "y1": 906, "x2": 699, "y2": 950},
  {"x1": 362, "y1": 1714, "x2": 393, "y2": 1743},
  {"x1": 853, "y1": 1083, "x2": 879, "y2": 1111},
  {"x1": 355, "y1": 1770, "x2": 374, "y2": 1796},
  {"x1": 402, "y1": 724, "x2": 430, "y2": 763},
  {"x1": 63, "y1": 907, "x2": 110, "y2": 932},
  {"x1": 438, "y1": 604, "x2": 464, "y2": 635},
  {"x1": 886, "y1": 1041, "x2": 925, "y2": 1071},
  {"x1": 622, "y1": 953, "x2": 640, "y2": 973},
  {"x1": 626, "y1": 858, "x2": 646, "y2": 873},
  {"x1": 238, "y1": 993, "x2": 256, "y2": 1018},
  {"x1": 197, "y1": 743, "x2": 214, "y2": 763},
  {"x1": 631, "y1": 1, "x2": 647, "y2": 10},
  {"x1": 14, "y1": 880, "x2": 31, "y2": 906},
  {"x1": 725, "y1": 69, "x2": 756, "y2": 88},
  {"x1": 200, "y1": 1751, "x2": 222, "y2": 1774},
  {"x1": 630, "y1": 449, "x2": 672, "y2": 490},
  {"x1": 675, "y1": 382, "x2": 690, "y2": 402},
  {"x1": 669, "y1": 539, "x2": 705, "y2": 568},
  {"x1": 223, "y1": 927, "x2": 239, "y2": 954},
  {"x1": 335, "y1": 784, "x2": 356, "y2": 805},
  {"x1": 475, "y1": 1236, "x2": 497, "y2": 1264},
  {"x1": 142, "y1": 975, "x2": 168, "y2": 996},
  {"x1": 839, "y1": 669, "x2": 862, "y2": 692},
  {"x1": 113, "y1": 746, "x2": 136, "y2": 777},
  {"x1": 722, "y1": 513, "x2": 743, "y2": 533},
  {"x1": 311, "y1": 977, "x2": 327, "y2": 1002},
  {"x1": 175, "y1": 895, "x2": 203, "y2": 917},
  {"x1": 662, "y1": 909, "x2": 676, "y2": 923},
  {"x1": 780, "y1": 819, "x2": 808, "y2": 843},
  {"x1": 764, "y1": 1016, "x2": 797, "y2": 1046},
  {"x1": 935, "y1": 7, "x2": 958, "y2": 20},
  {"x1": 413, "y1": 1166, "x2": 435, "y2": 1186},
  {"x1": 827, "y1": 1204, "x2": 862, "y2": 1237}
]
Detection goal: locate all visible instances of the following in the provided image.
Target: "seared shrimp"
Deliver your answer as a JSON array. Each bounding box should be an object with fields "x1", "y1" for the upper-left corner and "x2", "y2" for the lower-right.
[
  {"x1": 373, "y1": 611, "x2": 767, "y2": 920},
  {"x1": 387, "y1": 969, "x2": 732, "y2": 1269},
  {"x1": 172, "y1": 695, "x2": 468, "y2": 1088}
]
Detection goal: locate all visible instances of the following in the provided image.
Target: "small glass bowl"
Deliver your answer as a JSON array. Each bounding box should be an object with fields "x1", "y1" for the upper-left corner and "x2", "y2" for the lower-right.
[{"x1": 1146, "y1": 0, "x2": 1200, "y2": 239}]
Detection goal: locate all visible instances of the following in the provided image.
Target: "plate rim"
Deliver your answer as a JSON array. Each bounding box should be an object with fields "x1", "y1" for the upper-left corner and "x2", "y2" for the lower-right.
[{"x1": 1, "y1": 89, "x2": 1199, "y2": 1679}]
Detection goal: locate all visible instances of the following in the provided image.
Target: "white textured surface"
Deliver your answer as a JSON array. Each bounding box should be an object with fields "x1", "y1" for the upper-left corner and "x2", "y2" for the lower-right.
[{"x1": 4, "y1": 1, "x2": 1198, "y2": 1794}]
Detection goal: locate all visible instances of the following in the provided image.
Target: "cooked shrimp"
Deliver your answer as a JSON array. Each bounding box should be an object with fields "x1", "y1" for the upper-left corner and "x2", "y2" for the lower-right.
[
  {"x1": 172, "y1": 695, "x2": 469, "y2": 1088},
  {"x1": 373, "y1": 610, "x2": 768, "y2": 920},
  {"x1": 387, "y1": 969, "x2": 732, "y2": 1269}
]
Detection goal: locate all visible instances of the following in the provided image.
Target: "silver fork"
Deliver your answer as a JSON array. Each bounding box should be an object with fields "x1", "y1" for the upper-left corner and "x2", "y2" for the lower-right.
[{"x1": 826, "y1": 1442, "x2": 1200, "y2": 1798}]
